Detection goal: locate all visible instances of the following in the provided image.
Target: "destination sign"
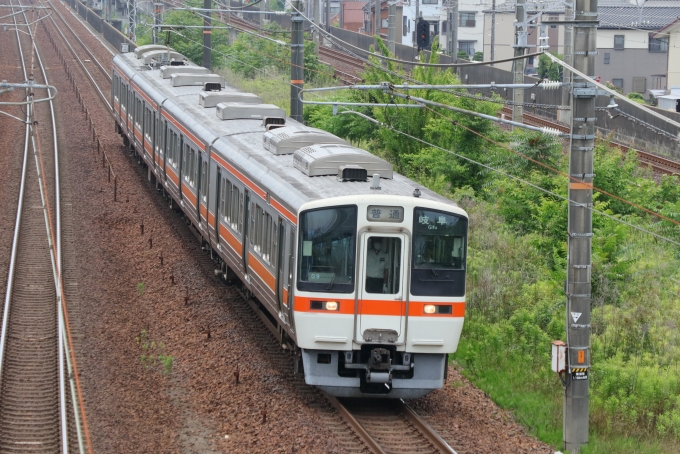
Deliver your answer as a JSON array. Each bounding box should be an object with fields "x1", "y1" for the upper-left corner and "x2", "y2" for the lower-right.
[{"x1": 366, "y1": 205, "x2": 404, "y2": 223}]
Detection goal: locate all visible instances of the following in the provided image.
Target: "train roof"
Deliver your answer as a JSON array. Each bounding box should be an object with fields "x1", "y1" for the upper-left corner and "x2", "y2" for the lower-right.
[{"x1": 113, "y1": 52, "x2": 460, "y2": 215}]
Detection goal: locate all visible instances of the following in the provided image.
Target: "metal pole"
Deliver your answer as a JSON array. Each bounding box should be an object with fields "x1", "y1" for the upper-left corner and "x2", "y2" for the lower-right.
[
  {"x1": 374, "y1": 0, "x2": 380, "y2": 37},
  {"x1": 203, "y1": 0, "x2": 212, "y2": 69},
  {"x1": 560, "y1": 3, "x2": 574, "y2": 124},
  {"x1": 290, "y1": 0, "x2": 304, "y2": 122},
  {"x1": 313, "y1": 0, "x2": 320, "y2": 50},
  {"x1": 258, "y1": 0, "x2": 264, "y2": 26},
  {"x1": 153, "y1": 2, "x2": 162, "y2": 44},
  {"x1": 563, "y1": 0, "x2": 596, "y2": 450},
  {"x1": 490, "y1": 0, "x2": 495, "y2": 64},
  {"x1": 414, "y1": 0, "x2": 419, "y2": 47},
  {"x1": 326, "y1": 0, "x2": 331, "y2": 32},
  {"x1": 511, "y1": 0, "x2": 526, "y2": 124},
  {"x1": 450, "y1": 0, "x2": 458, "y2": 57},
  {"x1": 127, "y1": 0, "x2": 136, "y2": 42},
  {"x1": 388, "y1": 1, "x2": 396, "y2": 53}
]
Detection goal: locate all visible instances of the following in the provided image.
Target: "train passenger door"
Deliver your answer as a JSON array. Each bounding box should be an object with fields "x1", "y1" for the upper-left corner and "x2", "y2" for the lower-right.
[
  {"x1": 242, "y1": 191, "x2": 250, "y2": 273},
  {"x1": 276, "y1": 221, "x2": 289, "y2": 324},
  {"x1": 356, "y1": 233, "x2": 409, "y2": 344}
]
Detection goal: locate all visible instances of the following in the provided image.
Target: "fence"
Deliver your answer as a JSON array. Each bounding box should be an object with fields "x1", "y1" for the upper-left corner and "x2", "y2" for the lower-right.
[{"x1": 64, "y1": 0, "x2": 136, "y2": 52}]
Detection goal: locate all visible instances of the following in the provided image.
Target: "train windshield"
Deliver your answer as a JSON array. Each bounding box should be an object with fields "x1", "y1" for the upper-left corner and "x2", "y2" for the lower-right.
[
  {"x1": 411, "y1": 208, "x2": 468, "y2": 297},
  {"x1": 297, "y1": 205, "x2": 358, "y2": 293}
]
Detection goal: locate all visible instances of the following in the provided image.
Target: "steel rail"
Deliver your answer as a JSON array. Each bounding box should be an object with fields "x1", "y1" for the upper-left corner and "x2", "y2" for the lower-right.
[
  {"x1": 47, "y1": 0, "x2": 111, "y2": 82},
  {"x1": 18, "y1": 1, "x2": 71, "y2": 451},
  {"x1": 321, "y1": 393, "x2": 387, "y2": 454},
  {"x1": 398, "y1": 400, "x2": 457, "y2": 454},
  {"x1": 40, "y1": 0, "x2": 111, "y2": 110}
]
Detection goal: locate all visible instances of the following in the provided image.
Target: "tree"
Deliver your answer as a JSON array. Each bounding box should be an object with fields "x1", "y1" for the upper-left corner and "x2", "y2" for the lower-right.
[
  {"x1": 537, "y1": 52, "x2": 563, "y2": 81},
  {"x1": 457, "y1": 50, "x2": 470, "y2": 60},
  {"x1": 473, "y1": 51, "x2": 483, "y2": 62}
]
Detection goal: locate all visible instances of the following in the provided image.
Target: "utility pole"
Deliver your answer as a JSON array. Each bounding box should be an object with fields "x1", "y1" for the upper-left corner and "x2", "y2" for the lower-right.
[
  {"x1": 291, "y1": 0, "x2": 304, "y2": 122},
  {"x1": 152, "y1": 2, "x2": 162, "y2": 44},
  {"x1": 105, "y1": 0, "x2": 110, "y2": 22},
  {"x1": 449, "y1": 0, "x2": 458, "y2": 57},
  {"x1": 326, "y1": 0, "x2": 331, "y2": 32},
  {"x1": 375, "y1": 0, "x2": 380, "y2": 37},
  {"x1": 560, "y1": 3, "x2": 574, "y2": 124},
  {"x1": 413, "y1": 0, "x2": 419, "y2": 47},
  {"x1": 490, "y1": 0, "x2": 496, "y2": 64},
  {"x1": 511, "y1": 0, "x2": 527, "y2": 124},
  {"x1": 387, "y1": 0, "x2": 396, "y2": 53},
  {"x1": 127, "y1": 0, "x2": 136, "y2": 42},
  {"x1": 203, "y1": 0, "x2": 212, "y2": 69},
  {"x1": 564, "y1": 0, "x2": 596, "y2": 450},
  {"x1": 313, "y1": 0, "x2": 320, "y2": 51}
]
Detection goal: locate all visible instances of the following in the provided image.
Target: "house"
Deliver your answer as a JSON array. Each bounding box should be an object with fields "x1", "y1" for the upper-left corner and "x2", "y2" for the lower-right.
[
  {"x1": 340, "y1": 1, "x2": 368, "y2": 32},
  {"x1": 596, "y1": 3, "x2": 680, "y2": 94},
  {"x1": 482, "y1": 1, "x2": 680, "y2": 94},
  {"x1": 362, "y1": 0, "x2": 405, "y2": 42},
  {"x1": 651, "y1": 16, "x2": 680, "y2": 95}
]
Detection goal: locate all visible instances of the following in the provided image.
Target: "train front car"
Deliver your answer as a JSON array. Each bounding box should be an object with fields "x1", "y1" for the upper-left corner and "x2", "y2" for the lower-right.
[{"x1": 294, "y1": 195, "x2": 468, "y2": 398}]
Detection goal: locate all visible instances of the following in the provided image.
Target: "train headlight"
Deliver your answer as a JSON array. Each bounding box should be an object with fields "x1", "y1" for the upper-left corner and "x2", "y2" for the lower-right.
[
  {"x1": 423, "y1": 304, "x2": 453, "y2": 315},
  {"x1": 311, "y1": 300, "x2": 340, "y2": 311}
]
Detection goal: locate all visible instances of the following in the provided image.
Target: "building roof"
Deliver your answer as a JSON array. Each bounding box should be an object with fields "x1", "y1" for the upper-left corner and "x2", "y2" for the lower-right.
[
  {"x1": 484, "y1": 2, "x2": 680, "y2": 31},
  {"x1": 599, "y1": 5, "x2": 680, "y2": 29}
]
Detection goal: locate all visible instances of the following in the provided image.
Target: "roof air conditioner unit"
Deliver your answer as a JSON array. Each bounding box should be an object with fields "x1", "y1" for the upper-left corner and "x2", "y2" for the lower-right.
[
  {"x1": 338, "y1": 165, "x2": 368, "y2": 181},
  {"x1": 215, "y1": 102, "x2": 285, "y2": 121},
  {"x1": 171, "y1": 73, "x2": 224, "y2": 88},
  {"x1": 293, "y1": 144, "x2": 393, "y2": 178},
  {"x1": 160, "y1": 65, "x2": 209, "y2": 79},
  {"x1": 199, "y1": 92, "x2": 263, "y2": 107},
  {"x1": 263, "y1": 126, "x2": 348, "y2": 155}
]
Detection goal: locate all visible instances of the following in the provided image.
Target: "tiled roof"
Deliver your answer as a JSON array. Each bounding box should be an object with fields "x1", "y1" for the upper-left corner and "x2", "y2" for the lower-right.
[
  {"x1": 599, "y1": 5, "x2": 680, "y2": 29},
  {"x1": 484, "y1": 1, "x2": 680, "y2": 30}
]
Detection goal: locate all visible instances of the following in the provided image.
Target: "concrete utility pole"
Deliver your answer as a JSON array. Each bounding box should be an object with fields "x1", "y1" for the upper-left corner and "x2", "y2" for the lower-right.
[
  {"x1": 375, "y1": 0, "x2": 380, "y2": 37},
  {"x1": 152, "y1": 2, "x2": 162, "y2": 44},
  {"x1": 560, "y1": 3, "x2": 574, "y2": 124},
  {"x1": 449, "y1": 0, "x2": 458, "y2": 57},
  {"x1": 563, "y1": 0, "x2": 597, "y2": 450},
  {"x1": 490, "y1": 0, "x2": 495, "y2": 64},
  {"x1": 414, "y1": 0, "x2": 419, "y2": 46},
  {"x1": 291, "y1": 0, "x2": 304, "y2": 122},
  {"x1": 203, "y1": 0, "x2": 212, "y2": 69},
  {"x1": 105, "y1": 0, "x2": 110, "y2": 22},
  {"x1": 326, "y1": 0, "x2": 331, "y2": 31},
  {"x1": 313, "y1": 0, "x2": 320, "y2": 50},
  {"x1": 388, "y1": 0, "x2": 396, "y2": 53},
  {"x1": 511, "y1": 0, "x2": 527, "y2": 124}
]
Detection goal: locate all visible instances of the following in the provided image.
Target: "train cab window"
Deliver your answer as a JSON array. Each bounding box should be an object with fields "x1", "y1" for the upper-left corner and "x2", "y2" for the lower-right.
[
  {"x1": 297, "y1": 205, "x2": 357, "y2": 293},
  {"x1": 411, "y1": 208, "x2": 468, "y2": 297},
  {"x1": 365, "y1": 237, "x2": 401, "y2": 294}
]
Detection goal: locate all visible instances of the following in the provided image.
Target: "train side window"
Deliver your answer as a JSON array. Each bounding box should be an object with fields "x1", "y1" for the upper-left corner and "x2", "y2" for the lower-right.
[
  {"x1": 271, "y1": 221, "x2": 278, "y2": 267},
  {"x1": 238, "y1": 193, "x2": 244, "y2": 234},
  {"x1": 263, "y1": 212, "x2": 271, "y2": 262},
  {"x1": 249, "y1": 203, "x2": 255, "y2": 245},
  {"x1": 201, "y1": 160, "x2": 208, "y2": 202},
  {"x1": 231, "y1": 186, "x2": 239, "y2": 230}
]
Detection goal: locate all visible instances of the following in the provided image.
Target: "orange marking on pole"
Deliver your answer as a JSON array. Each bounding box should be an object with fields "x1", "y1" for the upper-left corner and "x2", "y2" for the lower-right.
[
  {"x1": 578, "y1": 350, "x2": 585, "y2": 363},
  {"x1": 291, "y1": 80, "x2": 304, "y2": 84},
  {"x1": 570, "y1": 182, "x2": 593, "y2": 190}
]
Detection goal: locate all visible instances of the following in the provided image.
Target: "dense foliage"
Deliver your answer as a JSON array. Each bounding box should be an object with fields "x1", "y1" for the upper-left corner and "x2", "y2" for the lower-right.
[
  {"x1": 304, "y1": 37, "x2": 680, "y2": 451},
  {"x1": 537, "y1": 52, "x2": 564, "y2": 81}
]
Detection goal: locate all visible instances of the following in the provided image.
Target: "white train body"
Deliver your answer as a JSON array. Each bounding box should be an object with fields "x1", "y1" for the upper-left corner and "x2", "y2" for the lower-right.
[{"x1": 112, "y1": 45, "x2": 468, "y2": 398}]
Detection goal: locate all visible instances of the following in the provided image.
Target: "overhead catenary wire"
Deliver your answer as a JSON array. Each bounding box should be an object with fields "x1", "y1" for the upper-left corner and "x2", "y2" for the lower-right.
[{"x1": 339, "y1": 108, "x2": 680, "y2": 247}]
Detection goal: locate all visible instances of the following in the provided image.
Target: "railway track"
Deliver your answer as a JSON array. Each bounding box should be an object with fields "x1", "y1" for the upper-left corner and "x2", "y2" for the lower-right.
[
  {"x1": 501, "y1": 106, "x2": 680, "y2": 176},
  {"x1": 228, "y1": 15, "x2": 363, "y2": 84},
  {"x1": 0, "y1": 2, "x2": 69, "y2": 451},
  {"x1": 326, "y1": 395, "x2": 457, "y2": 454}
]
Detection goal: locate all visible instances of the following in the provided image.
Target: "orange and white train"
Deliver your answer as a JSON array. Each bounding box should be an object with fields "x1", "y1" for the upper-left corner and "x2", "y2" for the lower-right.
[{"x1": 112, "y1": 45, "x2": 468, "y2": 398}]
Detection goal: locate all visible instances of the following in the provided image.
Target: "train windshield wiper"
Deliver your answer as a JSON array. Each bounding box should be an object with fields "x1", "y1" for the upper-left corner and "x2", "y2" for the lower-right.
[{"x1": 326, "y1": 273, "x2": 336, "y2": 291}]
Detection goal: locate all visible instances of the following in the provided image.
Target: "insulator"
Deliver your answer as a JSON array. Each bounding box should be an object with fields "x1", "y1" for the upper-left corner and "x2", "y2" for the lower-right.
[
  {"x1": 540, "y1": 80, "x2": 561, "y2": 90},
  {"x1": 541, "y1": 127, "x2": 563, "y2": 137}
]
